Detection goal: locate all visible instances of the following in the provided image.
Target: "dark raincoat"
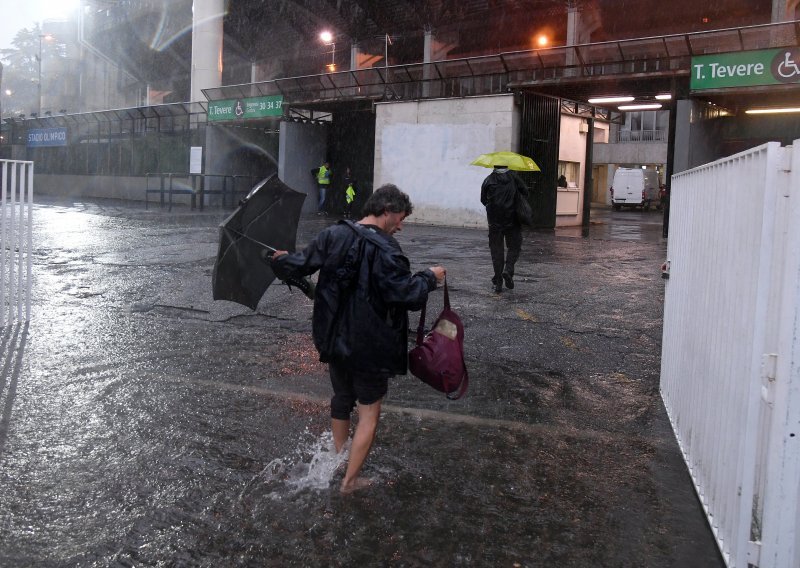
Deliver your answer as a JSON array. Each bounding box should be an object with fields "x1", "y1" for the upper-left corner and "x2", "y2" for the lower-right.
[
  {"x1": 480, "y1": 169, "x2": 529, "y2": 228},
  {"x1": 272, "y1": 220, "x2": 436, "y2": 374}
]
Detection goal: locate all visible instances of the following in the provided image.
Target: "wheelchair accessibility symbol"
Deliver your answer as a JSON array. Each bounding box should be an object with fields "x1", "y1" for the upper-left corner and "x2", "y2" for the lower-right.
[{"x1": 771, "y1": 48, "x2": 800, "y2": 83}]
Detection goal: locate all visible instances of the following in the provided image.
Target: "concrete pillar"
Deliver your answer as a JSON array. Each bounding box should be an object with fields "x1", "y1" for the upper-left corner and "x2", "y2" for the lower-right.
[
  {"x1": 565, "y1": 5, "x2": 579, "y2": 71},
  {"x1": 771, "y1": 0, "x2": 800, "y2": 20},
  {"x1": 190, "y1": 0, "x2": 224, "y2": 103},
  {"x1": 565, "y1": 3, "x2": 601, "y2": 70},
  {"x1": 350, "y1": 43, "x2": 360, "y2": 71},
  {"x1": 423, "y1": 30, "x2": 433, "y2": 98},
  {"x1": 423, "y1": 30, "x2": 456, "y2": 97}
]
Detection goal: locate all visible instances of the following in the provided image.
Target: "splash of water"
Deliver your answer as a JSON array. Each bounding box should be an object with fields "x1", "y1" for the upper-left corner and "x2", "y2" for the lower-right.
[{"x1": 241, "y1": 431, "x2": 348, "y2": 501}]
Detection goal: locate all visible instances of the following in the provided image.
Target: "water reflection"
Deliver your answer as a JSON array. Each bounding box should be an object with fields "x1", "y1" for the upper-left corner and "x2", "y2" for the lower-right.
[{"x1": 0, "y1": 322, "x2": 27, "y2": 459}]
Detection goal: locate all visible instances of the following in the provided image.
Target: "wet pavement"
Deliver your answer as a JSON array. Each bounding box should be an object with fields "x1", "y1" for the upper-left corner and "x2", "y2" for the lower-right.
[{"x1": 0, "y1": 197, "x2": 722, "y2": 567}]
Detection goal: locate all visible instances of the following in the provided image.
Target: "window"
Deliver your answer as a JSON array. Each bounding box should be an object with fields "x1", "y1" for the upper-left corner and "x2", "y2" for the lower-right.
[
  {"x1": 619, "y1": 110, "x2": 669, "y2": 142},
  {"x1": 558, "y1": 161, "x2": 580, "y2": 186}
]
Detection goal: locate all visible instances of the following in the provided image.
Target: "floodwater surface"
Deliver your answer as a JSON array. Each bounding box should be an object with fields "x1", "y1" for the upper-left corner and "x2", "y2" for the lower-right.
[{"x1": 0, "y1": 199, "x2": 721, "y2": 567}]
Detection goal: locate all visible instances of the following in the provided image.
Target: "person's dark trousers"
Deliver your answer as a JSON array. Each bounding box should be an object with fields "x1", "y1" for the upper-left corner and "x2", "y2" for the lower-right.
[{"x1": 488, "y1": 224, "x2": 522, "y2": 283}]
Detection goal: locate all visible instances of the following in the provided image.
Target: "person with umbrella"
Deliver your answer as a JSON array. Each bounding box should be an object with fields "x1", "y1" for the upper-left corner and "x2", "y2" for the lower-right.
[
  {"x1": 271, "y1": 184, "x2": 446, "y2": 494},
  {"x1": 480, "y1": 163, "x2": 530, "y2": 293},
  {"x1": 472, "y1": 151, "x2": 536, "y2": 293}
]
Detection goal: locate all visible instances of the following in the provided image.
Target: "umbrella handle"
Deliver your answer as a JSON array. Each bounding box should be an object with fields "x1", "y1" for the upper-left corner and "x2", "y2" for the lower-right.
[
  {"x1": 283, "y1": 275, "x2": 316, "y2": 300},
  {"x1": 257, "y1": 248, "x2": 315, "y2": 300}
]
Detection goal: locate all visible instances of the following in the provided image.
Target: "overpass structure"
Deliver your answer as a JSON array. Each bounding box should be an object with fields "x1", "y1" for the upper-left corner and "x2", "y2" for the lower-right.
[{"x1": 203, "y1": 20, "x2": 800, "y2": 112}]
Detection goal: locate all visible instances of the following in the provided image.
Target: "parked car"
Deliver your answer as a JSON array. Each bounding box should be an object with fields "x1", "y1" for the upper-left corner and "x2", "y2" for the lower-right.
[{"x1": 610, "y1": 168, "x2": 660, "y2": 211}]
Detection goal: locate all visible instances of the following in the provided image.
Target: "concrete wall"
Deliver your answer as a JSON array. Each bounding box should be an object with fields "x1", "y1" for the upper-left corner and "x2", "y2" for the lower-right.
[
  {"x1": 374, "y1": 95, "x2": 517, "y2": 228},
  {"x1": 35, "y1": 174, "x2": 186, "y2": 205},
  {"x1": 278, "y1": 121, "x2": 329, "y2": 214},
  {"x1": 206, "y1": 124, "x2": 279, "y2": 177},
  {"x1": 593, "y1": 140, "x2": 668, "y2": 166}
]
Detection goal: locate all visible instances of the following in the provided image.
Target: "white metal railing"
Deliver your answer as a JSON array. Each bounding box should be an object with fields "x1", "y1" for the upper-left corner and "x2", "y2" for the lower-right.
[
  {"x1": 617, "y1": 129, "x2": 667, "y2": 143},
  {"x1": 1, "y1": 160, "x2": 34, "y2": 327},
  {"x1": 661, "y1": 140, "x2": 800, "y2": 568}
]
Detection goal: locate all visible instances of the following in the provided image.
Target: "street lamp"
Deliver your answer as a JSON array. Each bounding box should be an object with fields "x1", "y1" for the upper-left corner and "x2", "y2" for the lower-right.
[
  {"x1": 319, "y1": 30, "x2": 336, "y2": 72},
  {"x1": 37, "y1": 34, "x2": 53, "y2": 115}
]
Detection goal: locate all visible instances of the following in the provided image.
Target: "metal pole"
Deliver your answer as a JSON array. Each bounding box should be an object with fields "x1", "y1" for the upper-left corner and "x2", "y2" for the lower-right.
[
  {"x1": 25, "y1": 161, "x2": 33, "y2": 322},
  {"x1": 37, "y1": 35, "x2": 42, "y2": 115},
  {"x1": 582, "y1": 117, "x2": 594, "y2": 228},
  {"x1": 0, "y1": 161, "x2": 6, "y2": 328}
]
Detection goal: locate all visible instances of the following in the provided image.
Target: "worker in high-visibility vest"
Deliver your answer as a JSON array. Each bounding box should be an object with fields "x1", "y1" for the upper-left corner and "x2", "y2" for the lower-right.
[
  {"x1": 344, "y1": 182, "x2": 356, "y2": 219},
  {"x1": 315, "y1": 161, "x2": 331, "y2": 215}
]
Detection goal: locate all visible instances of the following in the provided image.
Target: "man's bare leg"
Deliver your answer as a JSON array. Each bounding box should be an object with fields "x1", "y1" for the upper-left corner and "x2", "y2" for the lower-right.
[
  {"x1": 340, "y1": 400, "x2": 382, "y2": 494},
  {"x1": 332, "y1": 418, "x2": 350, "y2": 453}
]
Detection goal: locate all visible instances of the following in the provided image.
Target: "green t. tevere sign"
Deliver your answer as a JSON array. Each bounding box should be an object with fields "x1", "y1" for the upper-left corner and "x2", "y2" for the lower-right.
[
  {"x1": 691, "y1": 47, "x2": 800, "y2": 90},
  {"x1": 207, "y1": 95, "x2": 284, "y2": 121}
]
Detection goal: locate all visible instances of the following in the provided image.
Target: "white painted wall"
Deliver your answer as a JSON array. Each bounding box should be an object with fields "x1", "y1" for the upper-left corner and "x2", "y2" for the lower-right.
[{"x1": 374, "y1": 95, "x2": 517, "y2": 228}]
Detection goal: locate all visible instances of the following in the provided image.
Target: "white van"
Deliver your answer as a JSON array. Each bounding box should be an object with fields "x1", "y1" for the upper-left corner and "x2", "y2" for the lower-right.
[{"x1": 610, "y1": 168, "x2": 660, "y2": 211}]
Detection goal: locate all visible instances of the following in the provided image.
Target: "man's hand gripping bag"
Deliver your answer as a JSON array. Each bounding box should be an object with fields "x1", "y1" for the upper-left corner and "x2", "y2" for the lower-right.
[{"x1": 408, "y1": 278, "x2": 468, "y2": 399}]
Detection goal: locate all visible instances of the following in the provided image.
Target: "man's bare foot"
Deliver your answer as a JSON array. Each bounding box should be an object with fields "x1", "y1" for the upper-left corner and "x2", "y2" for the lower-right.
[{"x1": 339, "y1": 477, "x2": 372, "y2": 494}]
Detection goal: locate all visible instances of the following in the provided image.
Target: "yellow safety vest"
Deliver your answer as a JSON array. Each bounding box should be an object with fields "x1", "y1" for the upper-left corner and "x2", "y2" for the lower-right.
[
  {"x1": 317, "y1": 165, "x2": 331, "y2": 185},
  {"x1": 345, "y1": 184, "x2": 355, "y2": 203}
]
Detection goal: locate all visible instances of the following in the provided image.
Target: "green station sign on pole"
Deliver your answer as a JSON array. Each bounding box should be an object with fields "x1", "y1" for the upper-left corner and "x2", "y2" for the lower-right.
[
  {"x1": 207, "y1": 95, "x2": 284, "y2": 121},
  {"x1": 691, "y1": 47, "x2": 800, "y2": 90}
]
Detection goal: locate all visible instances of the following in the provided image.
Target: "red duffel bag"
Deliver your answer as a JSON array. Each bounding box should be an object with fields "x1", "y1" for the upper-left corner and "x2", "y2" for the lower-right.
[{"x1": 408, "y1": 277, "x2": 468, "y2": 399}]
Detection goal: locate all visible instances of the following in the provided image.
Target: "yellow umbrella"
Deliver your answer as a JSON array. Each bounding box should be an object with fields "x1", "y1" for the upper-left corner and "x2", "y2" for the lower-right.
[{"x1": 470, "y1": 151, "x2": 540, "y2": 172}]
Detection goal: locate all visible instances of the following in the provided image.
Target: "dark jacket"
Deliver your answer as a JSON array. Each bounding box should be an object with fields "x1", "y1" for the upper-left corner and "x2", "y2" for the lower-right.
[
  {"x1": 480, "y1": 169, "x2": 529, "y2": 228},
  {"x1": 273, "y1": 220, "x2": 436, "y2": 374}
]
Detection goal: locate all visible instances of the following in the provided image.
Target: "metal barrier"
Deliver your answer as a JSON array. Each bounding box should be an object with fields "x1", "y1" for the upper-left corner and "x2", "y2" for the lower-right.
[
  {"x1": 661, "y1": 140, "x2": 800, "y2": 567},
  {"x1": 145, "y1": 173, "x2": 259, "y2": 211},
  {"x1": 617, "y1": 129, "x2": 667, "y2": 143},
  {"x1": 0, "y1": 160, "x2": 33, "y2": 327}
]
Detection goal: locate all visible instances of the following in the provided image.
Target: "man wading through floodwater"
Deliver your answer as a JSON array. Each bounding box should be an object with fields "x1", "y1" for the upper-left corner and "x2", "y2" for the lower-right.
[{"x1": 272, "y1": 184, "x2": 446, "y2": 494}]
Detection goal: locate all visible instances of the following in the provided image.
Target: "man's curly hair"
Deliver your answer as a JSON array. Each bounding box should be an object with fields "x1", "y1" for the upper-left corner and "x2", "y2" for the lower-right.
[{"x1": 361, "y1": 184, "x2": 413, "y2": 217}]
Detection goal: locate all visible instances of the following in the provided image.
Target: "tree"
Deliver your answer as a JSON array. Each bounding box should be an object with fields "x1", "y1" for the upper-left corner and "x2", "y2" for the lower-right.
[{"x1": 0, "y1": 24, "x2": 65, "y2": 117}]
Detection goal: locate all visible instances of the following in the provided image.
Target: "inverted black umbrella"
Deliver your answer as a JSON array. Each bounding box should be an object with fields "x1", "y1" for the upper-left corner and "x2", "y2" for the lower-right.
[{"x1": 213, "y1": 174, "x2": 313, "y2": 309}]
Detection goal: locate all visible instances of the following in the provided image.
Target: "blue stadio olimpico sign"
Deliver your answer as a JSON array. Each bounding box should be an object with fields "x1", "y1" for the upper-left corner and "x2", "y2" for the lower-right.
[{"x1": 27, "y1": 127, "x2": 68, "y2": 148}]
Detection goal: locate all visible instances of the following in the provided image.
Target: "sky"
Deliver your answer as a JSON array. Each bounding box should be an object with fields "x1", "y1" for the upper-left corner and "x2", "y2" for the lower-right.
[{"x1": 0, "y1": 0, "x2": 79, "y2": 51}]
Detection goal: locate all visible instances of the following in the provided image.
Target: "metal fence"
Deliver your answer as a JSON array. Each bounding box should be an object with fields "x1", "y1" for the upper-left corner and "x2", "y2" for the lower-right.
[
  {"x1": 0, "y1": 160, "x2": 33, "y2": 327},
  {"x1": 660, "y1": 140, "x2": 800, "y2": 568},
  {"x1": 617, "y1": 129, "x2": 667, "y2": 143}
]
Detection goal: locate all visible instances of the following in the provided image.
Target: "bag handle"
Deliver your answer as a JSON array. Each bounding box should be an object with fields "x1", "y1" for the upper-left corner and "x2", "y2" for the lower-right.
[{"x1": 415, "y1": 275, "x2": 448, "y2": 346}]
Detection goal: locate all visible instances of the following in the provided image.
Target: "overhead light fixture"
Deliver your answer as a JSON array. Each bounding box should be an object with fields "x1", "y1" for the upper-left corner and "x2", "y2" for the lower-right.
[
  {"x1": 655, "y1": 94, "x2": 672, "y2": 100},
  {"x1": 619, "y1": 103, "x2": 663, "y2": 110},
  {"x1": 745, "y1": 107, "x2": 800, "y2": 114},
  {"x1": 588, "y1": 96, "x2": 634, "y2": 104}
]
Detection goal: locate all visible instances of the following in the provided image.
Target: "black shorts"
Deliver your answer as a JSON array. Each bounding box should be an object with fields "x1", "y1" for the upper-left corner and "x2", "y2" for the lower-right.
[{"x1": 329, "y1": 361, "x2": 390, "y2": 420}]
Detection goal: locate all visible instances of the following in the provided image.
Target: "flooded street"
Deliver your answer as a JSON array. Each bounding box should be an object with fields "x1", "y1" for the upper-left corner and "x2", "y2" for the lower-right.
[{"x1": 0, "y1": 198, "x2": 722, "y2": 567}]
